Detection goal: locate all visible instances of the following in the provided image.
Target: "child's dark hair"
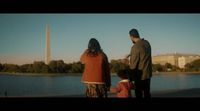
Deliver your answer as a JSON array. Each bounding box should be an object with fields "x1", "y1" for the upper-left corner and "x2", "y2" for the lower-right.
[{"x1": 117, "y1": 69, "x2": 128, "y2": 79}]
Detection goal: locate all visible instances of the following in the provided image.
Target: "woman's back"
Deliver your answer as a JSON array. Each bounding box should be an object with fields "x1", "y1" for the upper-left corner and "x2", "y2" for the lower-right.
[
  {"x1": 80, "y1": 38, "x2": 111, "y2": 98},
  {"x1": 81, "y1": 51, "x2": 106, "y2": 83}
]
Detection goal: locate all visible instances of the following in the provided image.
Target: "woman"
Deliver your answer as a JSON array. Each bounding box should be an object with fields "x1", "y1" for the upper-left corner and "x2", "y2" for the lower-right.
[{"x1": 80, "y1": 38, "x2": 111, "y2": 98}]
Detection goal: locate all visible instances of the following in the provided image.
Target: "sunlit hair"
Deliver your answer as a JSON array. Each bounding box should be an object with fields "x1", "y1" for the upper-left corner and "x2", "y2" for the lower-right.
[{"x1": 87, "y1": 38, "x2": 102, "y2": 56}]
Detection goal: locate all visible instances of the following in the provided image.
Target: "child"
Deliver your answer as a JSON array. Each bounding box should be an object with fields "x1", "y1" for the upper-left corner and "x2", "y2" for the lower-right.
[{"x1": 110, "y1": 69, "x2": 135, "y2": 98}]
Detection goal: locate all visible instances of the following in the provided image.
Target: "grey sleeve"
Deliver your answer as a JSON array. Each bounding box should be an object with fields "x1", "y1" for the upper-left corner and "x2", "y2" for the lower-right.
[{"x1": 130, "y1": 45, "x2": 140, "y2": 69}]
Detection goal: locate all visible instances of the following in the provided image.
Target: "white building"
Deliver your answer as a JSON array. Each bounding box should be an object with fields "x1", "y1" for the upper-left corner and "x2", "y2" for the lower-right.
[
  {"x1": 178, "y1": 55, "x2": 200, "y2": 68},
  {"x1": 152, "y1": 53, "x2": 200, "y2": 68}
]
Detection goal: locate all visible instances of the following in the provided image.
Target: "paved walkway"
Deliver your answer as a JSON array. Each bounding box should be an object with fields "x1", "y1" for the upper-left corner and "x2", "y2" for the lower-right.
[{"x1": 1, "y1": 88, "x2": 200, "y2": 98}]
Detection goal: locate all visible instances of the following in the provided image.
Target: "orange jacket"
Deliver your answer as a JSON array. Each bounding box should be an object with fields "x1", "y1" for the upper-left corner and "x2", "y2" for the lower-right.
[{"x1": 80, "y1": 50, "x2": 111, "y2": 87}]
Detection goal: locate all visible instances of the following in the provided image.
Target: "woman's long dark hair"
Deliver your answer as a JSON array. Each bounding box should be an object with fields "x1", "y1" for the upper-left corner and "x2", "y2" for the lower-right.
[{"x1": 87, "y1": 38, "x2": 102, "y2": 56}]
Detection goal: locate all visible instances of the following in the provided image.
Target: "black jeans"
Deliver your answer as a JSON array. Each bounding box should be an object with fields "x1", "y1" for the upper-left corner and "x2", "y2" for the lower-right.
[{"x1": 134, "y1": 79, "x2": 151, "y2": 99}]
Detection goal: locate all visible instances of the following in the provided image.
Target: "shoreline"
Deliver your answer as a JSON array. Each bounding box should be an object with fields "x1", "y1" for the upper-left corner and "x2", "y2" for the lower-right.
[
  {"x1": 0, "y1": 72, "x2": 118, "y2": 76},
  {"x1": 0, "y1": 72, "x2": 82, "y2": 76},
  {"x1": 153, "y1": 71, "x2": 200, "y2": 75},
  {"x1": 0, "y1": 71, "x2": 200, "y2": 77},
  {"x1": 1, "y1": 88, "x2": 200, "y2": 98}
]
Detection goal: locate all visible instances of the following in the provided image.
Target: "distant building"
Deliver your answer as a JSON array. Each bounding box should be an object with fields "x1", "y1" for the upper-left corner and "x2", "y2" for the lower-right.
[
  {"x1": 152, "y1": 53, "x2": 200, "y2": 68},
  {"x1": 178, "y1": 55, "x2": 200, "y2": 68},
  {"x1": 152, "y1": 53, "x2": 179, "y2": 66}
]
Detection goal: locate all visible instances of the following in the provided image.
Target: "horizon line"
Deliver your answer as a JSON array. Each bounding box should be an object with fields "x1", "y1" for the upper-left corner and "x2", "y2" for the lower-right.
[{"x1": 1, "y1": 52, "x2": 200, "y2": 65}]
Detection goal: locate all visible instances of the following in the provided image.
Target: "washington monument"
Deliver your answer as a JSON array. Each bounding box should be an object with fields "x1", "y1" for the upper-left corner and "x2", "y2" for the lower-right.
[{"x1": 45, "y1": 24, "x2": 51, "y2": 64}]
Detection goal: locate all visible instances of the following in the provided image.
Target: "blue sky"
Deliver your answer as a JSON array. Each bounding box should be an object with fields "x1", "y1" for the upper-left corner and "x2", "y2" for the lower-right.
[{"x1": 0, "y1": 14, "x2": 200, "y2": 65}]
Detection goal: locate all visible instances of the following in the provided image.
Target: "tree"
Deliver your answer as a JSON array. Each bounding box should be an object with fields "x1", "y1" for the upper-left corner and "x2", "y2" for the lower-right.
[
  {"x1": 0, "y1": 63, "x2": 2, "y2": 71},
  {"x1": 165, "y1": 63, "x2": 172, "y2": 69},
  {"x1": 2, "y1": 64, "x2": 20, "y2": 73},
  {"x1": 33, "y1": 61, "x2": 49, "y2": 73},
  {"x1": 172, "y1": 65, "x2": 180, "y2": 72},
  {"x1": 20, "y1": 64, "x2": 30, "y2": 73},
  {"x1": 185, "y1": 59, "x2": 200, "y2": 72},
  {"x1": 70, "y1": 62, "x2": 84, "y2": 73},
  {"x1": 49, "y1": 60, "x2": 57, "y2": 73},
  {"x1": 110, "y1": 60, "x2": 129, "y2": 73},
  {"x1": 63, "y1": 63, "x2": 71, "y2": 73},
  {"x1": 27, "y1": 64, "x2": 34, "y2": 73},
  {"x1": 152, "y1": 64, "x2": 163, "y2": 72},
  {"x1": 192, "y1": 59, "x2": 200, "y2": 71},
  {"x1": 48, "y1": 60, "x2": 66, "y2": 73},
  {"x1": 164, "y1": 63, "x2": 173, "y2": 71},
  {"x1": 41, "y1": 64, "x2": 49, "y2": 73},
  {"x1": 56, "y1": 60, "x2": 65, "y2": 73}
]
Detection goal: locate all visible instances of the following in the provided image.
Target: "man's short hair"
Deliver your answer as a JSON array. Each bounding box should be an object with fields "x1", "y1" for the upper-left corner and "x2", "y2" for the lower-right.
[{"x1": 129, "y1": 28, "x2": 140, "y2": 38}]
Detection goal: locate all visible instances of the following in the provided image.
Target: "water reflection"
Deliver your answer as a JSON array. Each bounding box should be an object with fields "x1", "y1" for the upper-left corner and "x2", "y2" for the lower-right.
[{"x1": 0, "y1": 73, "x2": 200, "y2": 97}]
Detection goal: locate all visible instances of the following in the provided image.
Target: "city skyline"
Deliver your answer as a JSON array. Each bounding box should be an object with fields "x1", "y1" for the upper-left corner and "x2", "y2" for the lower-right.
[{"x1": 0, "y1": 14, "x2": 200, "y2": 65}]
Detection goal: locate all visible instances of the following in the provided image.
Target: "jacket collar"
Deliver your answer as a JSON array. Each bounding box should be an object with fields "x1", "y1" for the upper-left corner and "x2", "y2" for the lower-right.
[{"x1": 119, "y1": 79, "x2": 129, "y2": 82}]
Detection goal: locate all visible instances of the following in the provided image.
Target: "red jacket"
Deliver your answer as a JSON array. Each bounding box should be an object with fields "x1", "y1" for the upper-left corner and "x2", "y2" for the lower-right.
[
  {"x1": 111, "y1": 79, "x2": 134, "y2": 98},
  {"x1": 80, "y1": 50, "x2": 111, "y2": 87}
]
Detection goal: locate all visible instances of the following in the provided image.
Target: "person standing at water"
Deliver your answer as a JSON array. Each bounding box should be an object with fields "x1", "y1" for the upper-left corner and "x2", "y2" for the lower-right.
[
  {"x1": 127, "y1": 28, "x2": 152, "y2": 99},
  {"x1": 80, "y1": 38, "x2": 111, "y2": 98},
  {"x1": 110, "y1": 69, "x2": 135, "y2": 98}
]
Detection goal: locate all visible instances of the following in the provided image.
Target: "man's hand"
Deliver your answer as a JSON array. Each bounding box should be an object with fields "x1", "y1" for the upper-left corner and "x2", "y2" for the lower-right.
[{"x1": 124, "y1": 54, "x2": 130, "y2": 59}]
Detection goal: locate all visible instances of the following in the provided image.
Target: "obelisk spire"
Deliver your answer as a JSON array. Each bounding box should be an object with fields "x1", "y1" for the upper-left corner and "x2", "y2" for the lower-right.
[{"x1": 45, "y1": 24, "x2": 51, "y2": 64}]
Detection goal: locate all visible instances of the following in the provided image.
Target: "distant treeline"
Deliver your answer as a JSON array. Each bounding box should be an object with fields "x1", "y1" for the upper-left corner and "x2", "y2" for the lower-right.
[
  {"x1": 0, "y1": 59, "x2": 200, "y2": 74},
  {"x1": 0, "y1": 60, "x2": 84, "y2": 74},
  {"x1": 0, "y1": 59, "x2": 128, "y2": 74}
]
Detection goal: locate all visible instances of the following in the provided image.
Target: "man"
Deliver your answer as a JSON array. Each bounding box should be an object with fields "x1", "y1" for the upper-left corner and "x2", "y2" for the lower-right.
[{"x1": 127, "y1": 28, "x2": 152, "y2": 99}]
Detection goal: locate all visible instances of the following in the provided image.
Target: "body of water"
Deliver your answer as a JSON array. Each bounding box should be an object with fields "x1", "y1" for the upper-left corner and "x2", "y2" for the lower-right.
[{"x1": 0, "y1": 73, "x2": 200, "y2": 97}]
